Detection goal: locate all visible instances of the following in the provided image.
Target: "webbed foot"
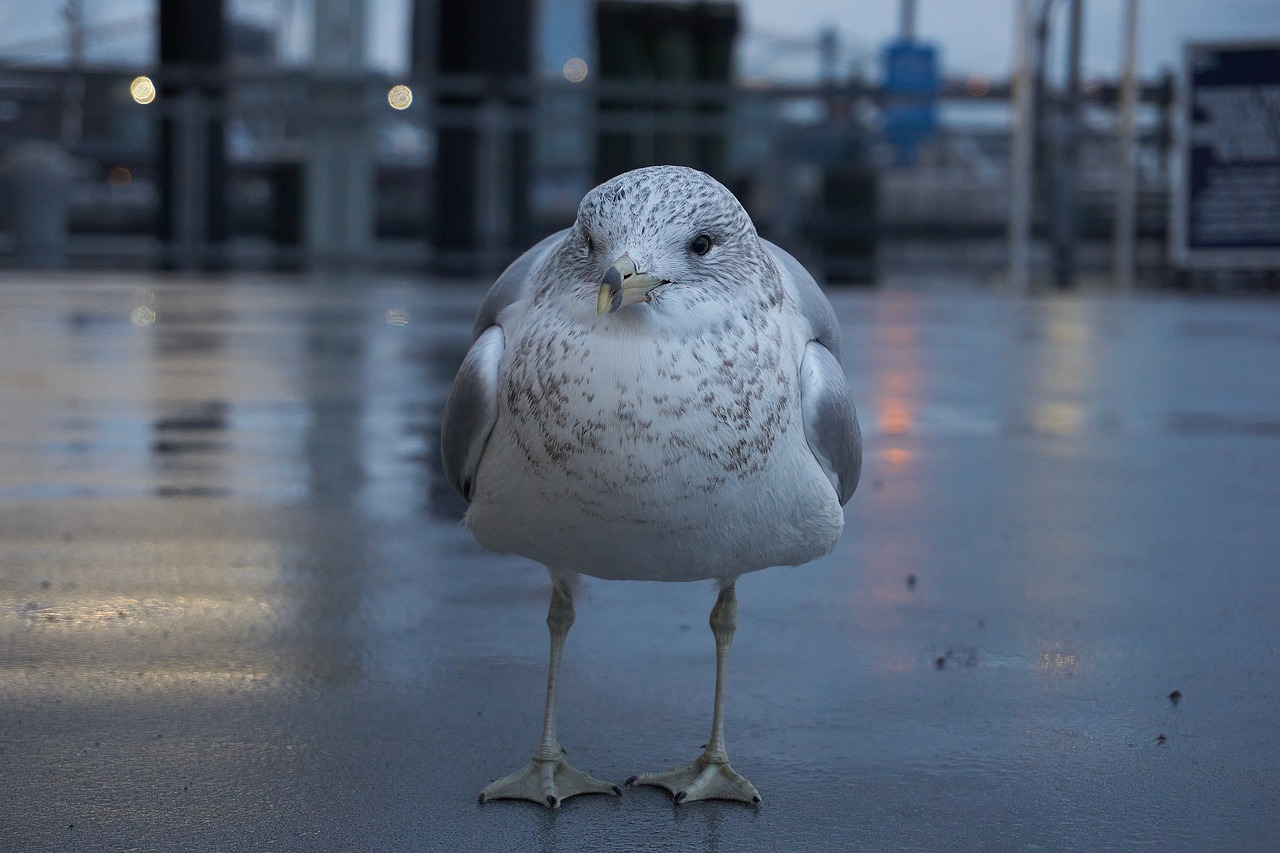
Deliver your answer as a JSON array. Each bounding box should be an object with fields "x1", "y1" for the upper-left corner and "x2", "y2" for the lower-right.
[
  {"x1": 479, "y1": 754, "x2": 620, "y2": 809},
  {"x1": 626, "y1": 755, "x2": 760, "y2": 805}
]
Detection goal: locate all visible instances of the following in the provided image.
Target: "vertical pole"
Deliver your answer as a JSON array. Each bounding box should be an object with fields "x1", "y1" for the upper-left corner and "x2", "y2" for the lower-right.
[
  {"x1": 1008, "y1": 0, "x2": 1035, "y2": 295},
  {"x1": 176, "y1": 92, "x2": 209, "y2": 270},
  {"x1": 899, "y1": 0, "x2": 917, "y2": 41},
  {"x1": 308, "y1": 0, "x2": 372, "y2": 269},
  {"x1": 819, "y1": 26, "x2": 839, "y2": 124},
  {"x1": 819, "y1": 27, "x2": 838, "y2": 82},
  {"x1": 157, "y1": 0, "x2": 226, "y2": 270},
  {"x1": 60, "y1": 0, "x2": 85, "y2": 147},
  {"x1": 1113, "y1": 0, "x2": 1140, "y2": 292},
  {"x1": 476, "y1": 98, "x2": 512, "y2": 275},
  {"x1": 1052, "y1": 0, "x2": 1083, "y2": 290}
]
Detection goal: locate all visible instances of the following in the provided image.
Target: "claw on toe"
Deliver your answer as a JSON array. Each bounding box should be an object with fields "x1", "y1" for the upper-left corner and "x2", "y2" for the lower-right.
[{"x1": 479, "y1": 755, "x2": 620, "y2": 809}]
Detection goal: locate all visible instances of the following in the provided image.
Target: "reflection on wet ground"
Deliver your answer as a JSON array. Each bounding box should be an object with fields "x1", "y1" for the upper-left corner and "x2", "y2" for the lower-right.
[
  {"x1": 0, "y1": 277, "x2": 469, "y2": 511},
  {"x1": 2, "y1": 275, "x2": 1279, "y2": 851}
]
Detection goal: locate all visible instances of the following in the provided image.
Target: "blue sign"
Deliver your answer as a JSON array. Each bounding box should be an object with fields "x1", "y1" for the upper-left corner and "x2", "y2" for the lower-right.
[{"x1": 881, "y1": 39, "x2": 939, "y2": 167}]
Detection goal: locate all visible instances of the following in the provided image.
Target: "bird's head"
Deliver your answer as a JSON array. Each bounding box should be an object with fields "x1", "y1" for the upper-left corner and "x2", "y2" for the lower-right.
[{"x1": 550, "y1": 166, "x2": 778, "y2": 324}]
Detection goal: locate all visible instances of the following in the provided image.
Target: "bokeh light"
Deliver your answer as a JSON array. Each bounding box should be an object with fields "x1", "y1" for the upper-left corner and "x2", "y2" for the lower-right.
[
  {"x1": 130, "y1": 76, "x2": 155, "y2": 105},
  {"x1": 965, "y1": 74, "x2": 990, "y2": 97},
  {"x1": 108, "y1": 167, "x2": 132, "y2": 188},
  {"x1": 387, "y1": 84, "x2": 413, "y2": 110},
  {"x1": 563, "y1": 58, "x2": 588, "y2": 83}
]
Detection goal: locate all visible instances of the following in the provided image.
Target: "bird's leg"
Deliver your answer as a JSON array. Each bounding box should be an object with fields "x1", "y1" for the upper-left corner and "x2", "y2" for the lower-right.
[
  {"x1": 534, "y1": 580, "x2": 574, "y2": 763},
  {"x1": 478, "y1": 578, "x2": 620, "y2": 809},
  {"x1": 627, "y1": 583, "x2": 762, "y2": 805},
  {"x1": 703, "y1": 583, "x2": 737, "y2": 766}
]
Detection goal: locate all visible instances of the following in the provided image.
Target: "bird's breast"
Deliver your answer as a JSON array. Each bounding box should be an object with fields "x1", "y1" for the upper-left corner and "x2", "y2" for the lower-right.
[
  {"x1": 465, "y1": 309, "x2": 845, "y2": 579},
  {"x1": 495, "y1": 311, "x2": 800, "y2": 509}
]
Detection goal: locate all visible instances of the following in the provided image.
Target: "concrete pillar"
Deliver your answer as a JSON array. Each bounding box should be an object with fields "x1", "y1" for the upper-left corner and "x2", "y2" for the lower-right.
[
  {"x1": 157, "y1": 0, "x2": 228, "y2": 270},
  {"x1": 1007, "y1": 0, "x2": 1035, "y2": 295},
  {"x1": 1, "y1": 141, "x2": 76, "y2": 267},
  {"x1": 307, "y1": 0, "x2": 373, "y2": 268},
  {"x1": 1113, "y1": 0, "x2": 1140, "y2": 292},
  {"x1": 1052, "y1": 0, "x2": 1084, "y2": 290}
]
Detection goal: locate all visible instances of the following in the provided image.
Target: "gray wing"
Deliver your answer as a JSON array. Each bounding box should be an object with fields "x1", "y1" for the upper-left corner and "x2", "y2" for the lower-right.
[
  {"x1": 800, "y1": 341, "x2": 862, "y2": 505},
  {"x1": 764, "y1": 238, "x2": 861, "y2": 504},
  {"x1": 762, "y1": 238, "x2": 841, "y2": 359},
  {"x1": 471, "y1": 228, "x2": 570, "y2": 340},
  {"x1": 440, "y1": 325, "x2": 504, "y2": 501},
  {"x1": 443, "y1": 229, "x2": 569, "y2": 501}
]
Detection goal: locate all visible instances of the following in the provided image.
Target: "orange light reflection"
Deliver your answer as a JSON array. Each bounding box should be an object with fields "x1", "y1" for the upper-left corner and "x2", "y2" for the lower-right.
[
  {"x1": 850, "y1": 300, "x2": 926, "y2": 648},
  {"x1": 883, "y1": 447, "x2": 911, "y2": 466},
  {"x1": 879, "y1": 398, "x2": 914, "y2": 436}
]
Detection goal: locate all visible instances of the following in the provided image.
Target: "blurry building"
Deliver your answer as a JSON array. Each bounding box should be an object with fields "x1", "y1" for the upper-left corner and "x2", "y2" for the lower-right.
[
  {"x1": 529, "y1": 0, "x2": 594, "y2": 235},
  {"x1": 415, "y1": 0, "x2": 535, "y2": 273},
  {"x1": 227, "y1": 19, "x2": 276, "y2": 67},
  {"x1": 595, "y1": 1, "x2": 737, "y2": 183},
  {"x1": 0, "y1": 0, "x2": 1194, "y2": 288},
  {"x1": 157, "y1": 0, "x2": 229, "y2": 270}
]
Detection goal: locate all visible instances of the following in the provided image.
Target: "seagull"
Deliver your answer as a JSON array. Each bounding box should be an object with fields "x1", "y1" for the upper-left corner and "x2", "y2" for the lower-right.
[{"x1": 441, "y1": 165, "x2": 861, "y2": 809}]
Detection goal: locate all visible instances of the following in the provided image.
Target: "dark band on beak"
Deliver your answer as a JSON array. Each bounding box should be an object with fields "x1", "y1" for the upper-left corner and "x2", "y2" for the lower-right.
[
  {"x1": 603, "y1": 264, "x2": 623, "y2": 290},
  {"x1": 598, "y1": 253, "x2": 666, "y2": 315}
]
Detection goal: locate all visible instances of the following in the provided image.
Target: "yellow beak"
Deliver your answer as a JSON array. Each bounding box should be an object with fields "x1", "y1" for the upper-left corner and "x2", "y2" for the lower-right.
[{"x1": 597, "y1": 254, "x2": 667, "y2": 315}]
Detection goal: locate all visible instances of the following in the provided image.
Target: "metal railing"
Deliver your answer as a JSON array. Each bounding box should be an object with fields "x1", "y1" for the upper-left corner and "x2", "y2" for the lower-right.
[{"x1": 0, "y1": 63, "x2": 1175, "y2": 283}]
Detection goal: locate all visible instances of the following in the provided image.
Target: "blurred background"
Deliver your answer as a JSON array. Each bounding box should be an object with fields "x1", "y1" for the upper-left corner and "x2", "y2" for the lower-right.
[
  {"x1": 0, "y1": 0, "x2": 1277, "y2": 289},
  {"x1": 3, "y1": 7, "x2": 1280, "y2": 847}
]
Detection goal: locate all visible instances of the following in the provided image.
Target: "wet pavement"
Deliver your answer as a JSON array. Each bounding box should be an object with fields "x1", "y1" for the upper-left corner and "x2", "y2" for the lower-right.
[{"x1": 2, "y1": 271, "x2": 1278, "y2": 851}]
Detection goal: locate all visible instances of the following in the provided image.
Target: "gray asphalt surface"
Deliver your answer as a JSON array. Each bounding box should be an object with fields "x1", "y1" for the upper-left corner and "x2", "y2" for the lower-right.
[{"x1": 1, "y1": 273, "x2": 1278, "y2": 851}]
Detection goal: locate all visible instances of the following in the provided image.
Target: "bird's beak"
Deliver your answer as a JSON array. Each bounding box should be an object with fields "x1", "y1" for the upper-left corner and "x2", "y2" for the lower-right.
[{"x1": 597, "y1": 253, "x2": 666, "y2": 315}]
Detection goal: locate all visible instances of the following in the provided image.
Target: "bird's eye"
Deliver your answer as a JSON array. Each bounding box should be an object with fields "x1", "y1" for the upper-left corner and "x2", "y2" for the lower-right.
[{"x1": 689, "y1": 234, "x2": 713, "y2": 256}]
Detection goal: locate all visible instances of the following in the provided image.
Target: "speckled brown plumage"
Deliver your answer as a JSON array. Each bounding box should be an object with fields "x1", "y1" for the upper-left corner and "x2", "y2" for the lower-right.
[
  {"x1": 439, "y1": 165, "x2": 862, "y2": 809},
  {"x1": 443, "y1": 165, "x2": 860, "y2": 583}
]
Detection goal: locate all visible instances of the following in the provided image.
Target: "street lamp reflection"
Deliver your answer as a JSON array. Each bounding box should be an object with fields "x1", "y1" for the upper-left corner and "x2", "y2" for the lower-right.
[
  {"x1": 1031, "y1": 401, "x2": 1086, "y2": 435},
  {"x1": 882, "y1": 447, "x2": 912, "y2": 466}
]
